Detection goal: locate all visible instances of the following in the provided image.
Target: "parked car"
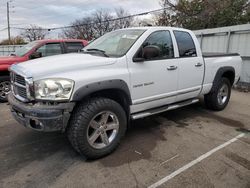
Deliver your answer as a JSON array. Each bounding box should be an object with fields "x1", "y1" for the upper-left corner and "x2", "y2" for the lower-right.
[
  {"x1": 8, "y1": 27, "x2": 242, "y2": 159},
  {"x1": 0, "y1": 39, "x2": 88, "y2": 101}
]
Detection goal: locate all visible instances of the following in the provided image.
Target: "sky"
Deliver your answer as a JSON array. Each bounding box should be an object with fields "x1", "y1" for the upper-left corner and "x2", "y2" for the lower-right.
[{"x1": 0, "y1": 0, "x2": 161, "y2": 41}]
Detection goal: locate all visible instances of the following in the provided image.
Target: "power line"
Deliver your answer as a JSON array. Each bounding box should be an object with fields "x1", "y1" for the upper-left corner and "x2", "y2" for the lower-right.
[
  {"x1": 49, "y1": 7, "x2": 166, "y2": 30},
  {"x1": 10, "y1": 7, "x2": 167, "y2": 31}
]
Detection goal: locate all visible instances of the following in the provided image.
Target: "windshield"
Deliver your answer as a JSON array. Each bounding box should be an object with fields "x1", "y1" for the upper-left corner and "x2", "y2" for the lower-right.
[
  {"x1": 14, "y1": 41, "x2": 39, "y2": 57},
  {"x1": 83, "y1": 29, "x2": 146, "y2": 57}
]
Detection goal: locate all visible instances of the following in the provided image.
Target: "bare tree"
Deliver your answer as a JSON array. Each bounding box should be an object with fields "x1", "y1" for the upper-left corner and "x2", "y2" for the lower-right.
[
  {"x1": 21, "y1": 25, "x2": 48, "y2": 42},
  {"x1": 114, "y1": 8, "x2": 133, "y2": 29},
  {"x1": 92, "y1": 9, "x2": 114, "y2": 37},
  {"x1": 62, "y1": 8, "x2": 134, "y2": 40},
  {"x1": 63, "y1": 9, "x2": 113, "y2": 40},
  {"x1": 63, "y1": 17, "x2": 95, "y2": 40},
  {"x1": 0, "y1": 36, "x2": 26, "y2": 45}
]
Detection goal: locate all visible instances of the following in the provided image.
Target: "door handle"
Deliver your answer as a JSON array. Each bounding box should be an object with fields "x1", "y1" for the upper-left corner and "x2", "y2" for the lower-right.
[
  {"x1": 167, "y1": 65, "x2": 178, "y2": 71},
  {"x1": 195, "y1": 63, "x2": 203, "y2": 67}
]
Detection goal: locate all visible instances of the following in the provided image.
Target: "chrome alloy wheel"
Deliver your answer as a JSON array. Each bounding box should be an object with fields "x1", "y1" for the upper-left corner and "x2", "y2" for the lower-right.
[
  {"x1": 87, "y1": 111, "x2": 119, "y2": 149},
  {"x1": 0, "y1": 81, "x2": 11, "y2": 99},
  {"x1": 217, "y1": 83, "x2": 229, "y2": 105}
]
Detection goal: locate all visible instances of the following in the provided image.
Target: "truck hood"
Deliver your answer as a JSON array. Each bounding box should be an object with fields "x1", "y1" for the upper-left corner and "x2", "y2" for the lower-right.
[
  {"x1": 0, "y1": 56, "x2": 23, "y2": 64},
  {"x1": 14, "y1": 53, "x2": 117, "y2": 78}
]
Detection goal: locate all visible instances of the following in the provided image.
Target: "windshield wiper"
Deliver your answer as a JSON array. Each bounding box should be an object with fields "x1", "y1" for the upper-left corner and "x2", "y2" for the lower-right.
[{"x1": 85, "y1": 48, "x2": 109, "y2": 57}]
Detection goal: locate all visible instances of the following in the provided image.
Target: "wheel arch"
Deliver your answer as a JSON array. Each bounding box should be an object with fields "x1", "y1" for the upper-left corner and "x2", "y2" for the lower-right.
[
  {"x1": 211, "y1": 66, "x2": 235, "y2": 92},
  {"x1": 71, "y1": 79, "x2": 132, "y2": 115}
]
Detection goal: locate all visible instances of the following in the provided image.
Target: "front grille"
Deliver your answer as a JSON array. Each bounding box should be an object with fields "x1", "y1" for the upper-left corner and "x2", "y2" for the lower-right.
[
  {"x1": 11, "y1": 72, "x2": 28, "y2": 101},
  {"x1": 16, "y1": 86, "x2": 27, "y2": 99},
  {"x1": 15, "y1": 74, "x2": 26, "y2": 85}
]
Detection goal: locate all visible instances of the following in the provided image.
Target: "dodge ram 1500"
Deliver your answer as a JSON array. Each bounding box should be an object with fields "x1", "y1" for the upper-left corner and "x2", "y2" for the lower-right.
[{"x1": 8, "y1": 27, "x2": 242, "y2": 159}]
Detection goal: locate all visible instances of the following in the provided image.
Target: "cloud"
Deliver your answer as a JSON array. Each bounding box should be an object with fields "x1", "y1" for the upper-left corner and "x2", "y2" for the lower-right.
[{"x1": 0, "y1": 0, "x2": 161, "y2": 40}]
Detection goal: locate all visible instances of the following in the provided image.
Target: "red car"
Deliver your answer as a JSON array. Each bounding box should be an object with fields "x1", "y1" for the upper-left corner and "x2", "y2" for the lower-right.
[{"x1": 0, "y1": 39, "x2": 88, "y2": 101}]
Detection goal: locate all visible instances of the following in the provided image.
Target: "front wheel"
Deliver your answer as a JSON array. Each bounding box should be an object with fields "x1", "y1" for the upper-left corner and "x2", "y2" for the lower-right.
[
  {"x1": 0, "y1": 76, "x2": 11, "y2": 102},
  {"x1": 67, "y1": 98, "x2": 127, "y2": 159},
  {"x1": 204, "y1": 77, "x2": 231, "y2": 111}
]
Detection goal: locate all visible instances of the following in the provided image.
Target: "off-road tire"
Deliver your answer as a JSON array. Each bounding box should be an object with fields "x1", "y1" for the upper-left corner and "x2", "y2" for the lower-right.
[
  {"x1": 67, "y1": 98, "x2": 127, "y2": 159},
  {"x1": 0, "y1": 76, "x2": 11, "y2": 102},
  {"x1": 204, "y1": 77, "x2": 231, "y2": 111}
]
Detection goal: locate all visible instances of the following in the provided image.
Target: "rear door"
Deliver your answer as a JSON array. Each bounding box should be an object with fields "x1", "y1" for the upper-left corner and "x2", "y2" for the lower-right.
[
  {"x1": 173, "y1": 30, "x2": 204, "y2": 101},
  {"x1": 64, "y1": 42, "x2": 84, "y2": 53}
]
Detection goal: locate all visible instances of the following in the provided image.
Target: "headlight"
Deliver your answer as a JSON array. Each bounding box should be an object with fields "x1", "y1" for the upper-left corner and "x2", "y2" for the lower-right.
[{"x1": 34, "y1": 79, "x2": 74, "y2": 101}]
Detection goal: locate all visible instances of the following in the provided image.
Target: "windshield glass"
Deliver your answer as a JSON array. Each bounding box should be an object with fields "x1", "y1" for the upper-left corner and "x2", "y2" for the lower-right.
[
  {"x1": 14, "y1": 41, "x2": 39, "y2": 57},
  {"x1": 84, "y1": 29, "x2": 146, "y2": 57}
]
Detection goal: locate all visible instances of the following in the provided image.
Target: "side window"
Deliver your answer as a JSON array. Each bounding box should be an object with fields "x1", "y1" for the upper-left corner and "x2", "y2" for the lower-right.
[
  {"x1": 138, "y1": 30, "x2": 174, "y2": 60},
  {"x1": 173, "y1": 31, "x2": 197, "y2": 58},
  {"x1": 36, "y1": 43, "x2": 62, "y2": 57},
  {"x1": 65, "y1": 42, "x2": 84, "y2": 53}
]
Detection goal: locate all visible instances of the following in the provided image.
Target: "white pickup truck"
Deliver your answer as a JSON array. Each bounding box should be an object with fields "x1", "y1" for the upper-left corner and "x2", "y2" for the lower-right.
[{"x1": 8, "y1": 27, "x2": 242, "y2": 159}]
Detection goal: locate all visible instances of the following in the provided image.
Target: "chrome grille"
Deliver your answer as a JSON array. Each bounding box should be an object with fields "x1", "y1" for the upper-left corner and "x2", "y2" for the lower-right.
[
  {"x1": 15, "y1": 74, "x2": 26, "y2": 85},
  {"x1": 16, "y1": 86, "x2": 27, "y2": 98},
  {"x1": 11, "y1": 72, "x2": 28, "y2": 101}
]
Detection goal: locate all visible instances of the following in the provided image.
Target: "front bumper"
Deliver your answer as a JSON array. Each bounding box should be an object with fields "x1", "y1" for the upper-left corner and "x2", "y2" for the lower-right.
[{"x1": 8, "y1": 94, "x2": 75, "y2": 132}]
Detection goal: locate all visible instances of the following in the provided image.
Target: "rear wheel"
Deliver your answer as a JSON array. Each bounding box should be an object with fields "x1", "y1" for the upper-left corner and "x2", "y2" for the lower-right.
[
  {"x1": 204, "y1": 77, "x2": 231, "y2": 111},
  {"x1": 0, "y1": 76, "x2": 11, "y2": 102},
  {"x1": 67, "y1": 98, "x2": 127, "y2": 159}
]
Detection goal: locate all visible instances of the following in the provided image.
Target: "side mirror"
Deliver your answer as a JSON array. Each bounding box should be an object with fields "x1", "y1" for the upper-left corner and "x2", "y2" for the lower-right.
[
  {"x1": 133, "y1": 45, "x2": 160, "y2": 63},
  {"x1": 29, "y1": 52, "x2": 42, "y2": 59},
  {"x1": 143, "y1": 45, "x2": 160, "y2": 60}
]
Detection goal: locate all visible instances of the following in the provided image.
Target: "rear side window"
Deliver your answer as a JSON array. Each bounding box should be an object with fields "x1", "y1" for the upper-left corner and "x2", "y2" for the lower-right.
[
  {"x1": 174, "y1": 31, "x2": 197, "y2": 58},
  {"x1": 36, "y1": 43, "x2": 62, "y2": 57},
  {"x1": 65, "y1": 42, "x2": 84, "y2": 53}
]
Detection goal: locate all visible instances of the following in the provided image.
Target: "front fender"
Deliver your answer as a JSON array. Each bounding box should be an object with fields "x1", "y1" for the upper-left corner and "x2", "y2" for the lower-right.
[{"x1": 71, "y1": 79, "x2": 132, "y2": 104}]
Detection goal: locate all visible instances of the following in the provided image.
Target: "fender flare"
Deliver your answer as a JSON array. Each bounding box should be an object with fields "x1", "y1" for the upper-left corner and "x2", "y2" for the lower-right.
[
  {"x1": 211, "y1": 66, "x2": 235, "y2": 92},
  {"x1": 72, "y1": 79, "x2": 132, "y2": 104}
]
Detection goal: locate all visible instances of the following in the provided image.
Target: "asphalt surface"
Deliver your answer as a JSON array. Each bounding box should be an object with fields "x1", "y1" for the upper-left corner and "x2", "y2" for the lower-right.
[{"x1": 0, "y1": 90, "x2": 249, "y2": 188}]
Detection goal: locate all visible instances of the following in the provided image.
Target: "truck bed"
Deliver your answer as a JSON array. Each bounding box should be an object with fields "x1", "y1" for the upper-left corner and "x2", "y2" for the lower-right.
[{"x1": 202, "y1": 53, "x2": 242, "y2": 95}]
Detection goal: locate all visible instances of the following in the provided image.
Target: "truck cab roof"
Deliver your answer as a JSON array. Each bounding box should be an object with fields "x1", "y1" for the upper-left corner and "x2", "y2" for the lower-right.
[{"x1": 118, "y1": 26, "x2": 192, "y2": 33}]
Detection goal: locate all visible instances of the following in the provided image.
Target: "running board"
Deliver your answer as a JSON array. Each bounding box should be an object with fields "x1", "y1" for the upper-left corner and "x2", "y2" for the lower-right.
[{"x1": 131, "y1": 99, "x2": 199, "y2": 120}]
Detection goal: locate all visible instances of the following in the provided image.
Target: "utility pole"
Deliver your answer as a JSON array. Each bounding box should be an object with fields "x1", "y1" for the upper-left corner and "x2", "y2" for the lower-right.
[{"x1": 7, "y1": 1, "x2": 11, "y2": 44}]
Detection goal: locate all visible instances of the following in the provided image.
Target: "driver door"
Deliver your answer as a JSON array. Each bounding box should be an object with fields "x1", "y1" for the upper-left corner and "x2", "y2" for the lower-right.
[{"x1": 128, "y1": 30, "x2": 179, "y2": 113}]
